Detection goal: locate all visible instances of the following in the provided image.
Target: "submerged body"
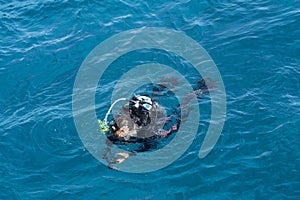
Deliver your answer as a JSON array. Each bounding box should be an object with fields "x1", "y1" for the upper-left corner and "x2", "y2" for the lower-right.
[
  {"x1": 106, "y1": 96, "x2": 177, "y2": 152},
  {"x1": 100, "y1": 77, "x2": 216, "y2": 166}
]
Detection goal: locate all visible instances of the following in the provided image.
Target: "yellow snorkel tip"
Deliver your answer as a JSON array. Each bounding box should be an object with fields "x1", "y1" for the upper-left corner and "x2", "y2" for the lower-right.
[{"x1": 98, "y1": 119, "x2": 110, "y2": 134}]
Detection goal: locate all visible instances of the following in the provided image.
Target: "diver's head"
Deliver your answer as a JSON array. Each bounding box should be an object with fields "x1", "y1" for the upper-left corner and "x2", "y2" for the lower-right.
[
  {"x1": 131, "y1": 95, "x2": 152, "y2": 111},
  {"x1": 129, "y1": 95, "x2": 153, "y2": 126}
]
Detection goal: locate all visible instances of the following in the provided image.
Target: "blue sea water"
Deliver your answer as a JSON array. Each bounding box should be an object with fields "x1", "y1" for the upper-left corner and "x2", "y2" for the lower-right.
[{"x1": 1, "y1": 0, "x2": 300, "y2": 199}]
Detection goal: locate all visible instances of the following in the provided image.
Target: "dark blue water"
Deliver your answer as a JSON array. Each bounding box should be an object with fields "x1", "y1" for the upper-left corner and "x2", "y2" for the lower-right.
[{"x1": 1, "y1": 0, "x2": 299, "y2": 199}]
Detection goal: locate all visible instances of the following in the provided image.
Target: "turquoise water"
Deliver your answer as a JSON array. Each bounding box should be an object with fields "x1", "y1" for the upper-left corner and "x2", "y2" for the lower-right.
[{"x1": 1, "y1": 0, "x2": 300, "y2": 199}]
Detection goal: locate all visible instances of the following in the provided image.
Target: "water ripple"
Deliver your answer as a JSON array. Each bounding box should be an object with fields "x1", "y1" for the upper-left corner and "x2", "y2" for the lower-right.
[{"x1": 1, "y1": 0, "x2": 300, "y2": 199}]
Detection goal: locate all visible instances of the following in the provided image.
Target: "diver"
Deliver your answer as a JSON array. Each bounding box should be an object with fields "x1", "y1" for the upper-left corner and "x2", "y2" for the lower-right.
[
  {"x1": 98, "y1": 77, "x2": 216, "y2": 166},
  {"x1": 106, "y1": 94, "x2": 171, "y2": 149}
]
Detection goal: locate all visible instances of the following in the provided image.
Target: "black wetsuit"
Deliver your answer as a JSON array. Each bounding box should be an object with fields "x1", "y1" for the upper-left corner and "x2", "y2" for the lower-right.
[
  {"x1": 106, "y1": 78, "x2": 212, "y2": 151},
  {"x1": 107, "y1": 103, "x2": 167, "y2": 151}
]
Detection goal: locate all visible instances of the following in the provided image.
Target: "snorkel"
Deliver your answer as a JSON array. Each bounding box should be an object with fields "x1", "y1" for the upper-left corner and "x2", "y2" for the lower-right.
[{"x1": 98, "y1": 98, "x2": 129, "y2": 134}]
